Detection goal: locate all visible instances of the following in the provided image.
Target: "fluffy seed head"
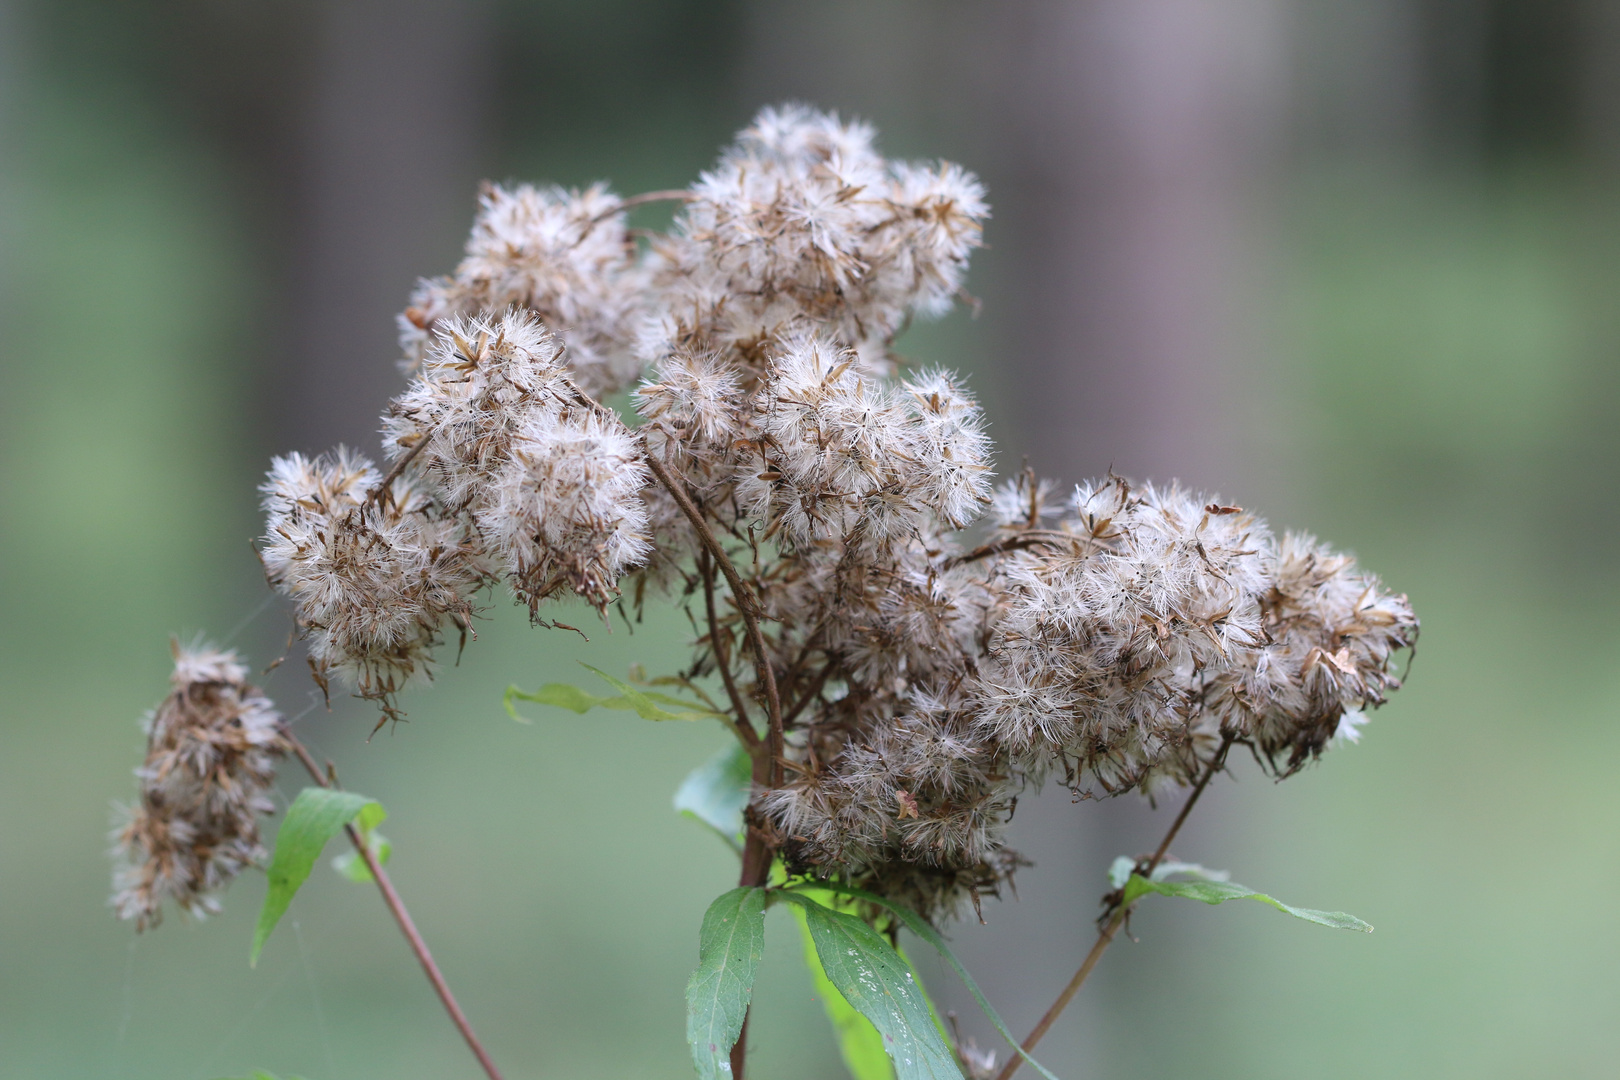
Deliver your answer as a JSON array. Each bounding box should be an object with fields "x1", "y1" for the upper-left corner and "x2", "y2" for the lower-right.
[
  {"x1": 399, "y1": 183, "x2": 644, "y2": 397},
  {"x1": 1211, "y1": 532, "x2": 1419, "y2": 773},
  {"x1": 111, "y1": 642, "x2": 287, "y2": 930},
  {"x1": 478, "y1": 406, "x2": 651, "y2": 612},
  {"x1": 639, "y1": 104, "x2": 988, "y2": 378},
  {"x1": 973, "y1": 478, "x2": 1272, "y2": 795},
  {"x1": 384, "y1": 310, "x2": 574, "y2": 510},
  {"x1": 259, "y1": 448, "x2": 484, "y2": 710},
  {"x1": 225, "y1": 107, "x2": 1418, "y2": 926}
]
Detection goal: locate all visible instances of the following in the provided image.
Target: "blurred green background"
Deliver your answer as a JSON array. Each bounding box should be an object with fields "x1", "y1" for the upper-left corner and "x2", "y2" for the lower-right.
[{"x1": 3, "y1": 2, "x2": 1618, "y2": 1078}]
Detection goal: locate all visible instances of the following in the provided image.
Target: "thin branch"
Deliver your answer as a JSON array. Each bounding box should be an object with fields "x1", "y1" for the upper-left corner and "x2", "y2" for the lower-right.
[
  {"x1": 282, "y1": 730, "x2": 505, "y2": 1080},
  {"x1": 589, "y1": 188, "x2": 695, "y2": 225},
  {"x1": 699, "y1": 546, "x2": 762, "y2": 755},
  {"x1": 365, "y1": 435, "x2": 431, "y2": 509},
  {"x1": 568, "y1": 391, "x2": 783, "y2": 1080},
  {"x1": 642, "y1": 448, "x2": 784, "y2": 785},
  {"x1": 730, "y1": 1011, "x2": 752, "y2": 1080},
  {"x1": 941, "y1": 532, "x2": 1073, "y2": 570},
  {"x1": 562, "y1": 383, "x2": 783, "y2": 785},
  {"x1": 781, "y1": 660, "x2": 835, "y2": 729},
  {"x1": 992, "y1": 735, "x2": 1234, "y2": 1080}
]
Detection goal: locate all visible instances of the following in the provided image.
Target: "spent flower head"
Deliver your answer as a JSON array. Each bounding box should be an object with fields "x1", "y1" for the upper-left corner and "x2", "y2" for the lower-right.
[
  {"x1": 400, "y1": 182, "x2": 645, "y2": 398},
  {"x1": 111, "y1": 642, "x2": 287, "y2": 929}
]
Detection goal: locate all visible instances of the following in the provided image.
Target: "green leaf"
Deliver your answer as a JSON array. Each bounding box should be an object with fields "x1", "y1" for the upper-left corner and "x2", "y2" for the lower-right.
[
  {"x1": 251, "y1": 788, "x2": 377, "y2": 966},
  {"x1": 686, "y1": 887, "x2": 768, "y2": 1080},
  {"x1": 792, "y1": 901, "x2": 896, "y2": 1080},
  {"x1": 504, "y1": 681, "x2": 604, "y2": 719},
  {"x1": 331, "y1": 801, "x2": 390, "y2": 883},
  {"x1": 1121, "y1": 873, "x2": 1372, "y2": 932},
  {"x1": 1107, "y1": 856, "x2": 1134, "y2": 890},
  {"x1": 580, "y1": 663, "x2": 723, "y2": 721},
  {"x1": 504, "y1": 663, "x2": 725, "y2": 723},
  {"x1": 790, "y1": 883, "x2": 1060, "y2": 1080},
  {"x1": 674, "y1": 743, "x2": 753, "y2": 850},
  {"x1": 1108, "y1": 856, "x2": 1228, "y2": 889},
  {"x1": 775, "y1": 892, "x2": 962, "y2": 1080},
  {"x1": 1146, "y1": 860, "x2": 1227, "y2": 883}
]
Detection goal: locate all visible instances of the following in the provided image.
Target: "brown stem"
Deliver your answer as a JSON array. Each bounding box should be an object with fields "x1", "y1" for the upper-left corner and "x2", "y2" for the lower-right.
[
  {"x1": 282, "y1": 731, "x2": 506, "y2": 1080},
  {"x1": 730, "y1": 1010, "x2": 751, "y2": 1080},
  {"x1": 992, "y1": 736, "x2": 1233, "y2": 1080},
  {"x1": 730, "y1": 828, "x2": 773, "y2": 1080},
  {"x1": 643, "y1": 449, "x2": 784, "y2": 785},
  {"x1": 589, "y1": 188, "x2": 694, "y2": 225},
  {"x1": 563, "y1": 384, "x2": 784, "y2": 781},
  {"x1": 572, "y1": 394, "x2": 783, "y2": 1080},
  {"x1": 781, "y1": 660, "x2": 835, "y2": 729},
  {"x1": 698, "y1": 546, "x2": 761, "y2": 756},
  {"x1": 366, "y1": 434, "x2": 431, "y2": 509},
  {"x1": 941, "y1": 532, "x2": 1072, "y2": 570}
]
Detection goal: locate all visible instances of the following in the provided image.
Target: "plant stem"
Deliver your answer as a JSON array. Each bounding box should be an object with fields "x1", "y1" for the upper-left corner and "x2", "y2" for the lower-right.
[
  {"x1": 649, "y1": 457, "x2": 776, "y2": 1080},
  {"x1": 366, "y1": 433, "x2": 430, "y2": 509},
  {"x1": 729, "y1": 1011, "x2": 752, "y2": 1080},
  {"x1": 698, "y1": 547, "x2": 762, "y2": 756},
  {"x1": 282, "y1": 730, "x2": 506, "y2": 1080},
  {"x1": 729, "y1": 826, "x2": 774, "y2": 1080},
  {"x1": 588, "y1": 188, "x2": 694, "y2": 225},
  {"x1": 579, "y1": 398, "x2": 782, "y2": 1080},
  {"x1": 992, "y1": 736, "x2": 1233, "y2": 1080},
  {"x1": 941, "y1": 532, "x2": 1068, "y2": 570},
  {"x1": 643, "y1": 447, "x2": 784, "y2": 784}
]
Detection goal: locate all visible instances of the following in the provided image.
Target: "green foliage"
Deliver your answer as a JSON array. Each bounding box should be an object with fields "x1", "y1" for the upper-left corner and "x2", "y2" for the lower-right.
[
  {"x1": 686, "y1": 887, "x2": 767, "y2": 1080},
  {"x1": 1121, "y1": 869, "x2": 1372, "y2": 932},
  {"x1": 791, "y1": 897, "x2": 897, "y2": 1080},
  {"x1": 251, "y1": 788, "x2": 377, "y2": 966},
  {"x1": 1107, "y1": 856, "x2": 1225, "y2": 889},
  {"x1": 505, "y1": 661, "x2": 724, "y2": 722},
  {"x1": 775, "y1": 892, "x2": 963, "y2": 1080},
  {"x1": 674, "y1": 743, "x2": 753, "y2": 851},
  {"x1": 792, "y1": 883, "x2": 1060, "y2": 1080},
  {"x1": 331, "y1": 801, "x2": 391, "y2": 883},
  {"x1": 215, "y1": 1073, "x2": 311, "y2": 1080}
]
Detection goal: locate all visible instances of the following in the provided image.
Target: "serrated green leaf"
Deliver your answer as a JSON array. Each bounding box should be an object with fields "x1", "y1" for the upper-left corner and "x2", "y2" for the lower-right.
[
  {"x1": 792, "y1": 901, "x2": 895, "y2": 1080},
  {"x1": 674, "y1": 744, "x2": 753, "y2": 850},
  {"x1": 1122, "y1": 874, "x2": 1372, "y2": 932},
  {"x1": 686, "y1": 887, "x2": 767, "y2": 1080},
  {"x1": 251, "y1": 788, "x2": 377, "y2": 965},
  {"x1": 776, "y1": 892, "x2": 962, "y2": 1080},
  {"x1": 791, "y1": 883, "x2": 1060, "y2": 1080},
  {"x1": 504, "y1": 663, "x2": 725, "y2": 723}
]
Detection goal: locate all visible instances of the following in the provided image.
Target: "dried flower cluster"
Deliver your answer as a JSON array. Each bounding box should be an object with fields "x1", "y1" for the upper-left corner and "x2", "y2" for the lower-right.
[
  {"x1": 111, "y1": 643, "x2": 287, "y2": 929},
  {"x1": 973, "y1": 478, "x2": 1418, "y2": 797},
  {"x1": 226, "y1": 105, "x2": 1415, "y2": 922},
  {"x1": 400, "y1": 182, "x2": 645, "y2": 398},
  {"x1": 261, "y1": 312, "x2": 648, "y2": 715}
]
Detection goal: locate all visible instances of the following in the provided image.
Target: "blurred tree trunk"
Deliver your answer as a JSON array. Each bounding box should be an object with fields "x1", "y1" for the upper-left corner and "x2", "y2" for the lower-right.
[
  {"x1": 281, "y1": 0, "x2": 494, "y2": 455},
  {"x1": 1581, "y1": 0, "x2": 1620, "y2": 168},
  {"x1": 988, "y1": 0, "x2": 1287, "y2": 491}
]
